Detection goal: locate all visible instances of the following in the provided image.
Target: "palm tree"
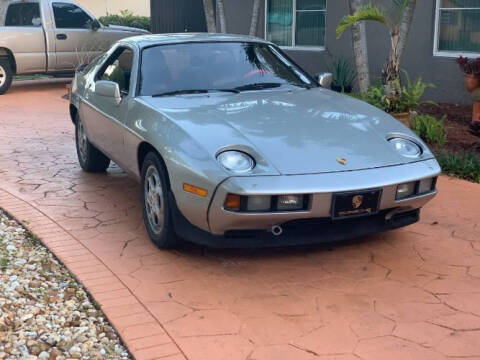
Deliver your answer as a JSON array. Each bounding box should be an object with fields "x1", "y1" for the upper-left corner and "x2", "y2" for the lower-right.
[
  {"x1": 217, "y1": 0, "x2": 227, "y2": 33},
  {"x1": 337, "y1": 0, "x2": 417, "y2": 94},
  {"x1": 203, "y1": 0, "x2": 217, "y2": 33},
  {"x1": 250, "y1": 0, "x2": 262, "y2": 36},
  {"x1": 348, "y1": 0, "x2": 370, "y2": 93}
]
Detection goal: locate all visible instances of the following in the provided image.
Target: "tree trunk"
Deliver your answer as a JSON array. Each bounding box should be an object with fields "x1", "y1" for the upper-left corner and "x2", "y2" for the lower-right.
[
  {"x1": 0, "y1": 1, "x2": 7, "y2": 25},
  {"x1": 250, "y1": 0, "x2": 262, "y2": 36},
  {"x1": 382, "y1": 31, "x2": 401, "y2": 96},
  {"x1": 217, "y1": 0, "x2": 227, "y2": 33},
  {"x1": 348, "y1": 0, "x2": 370, "y2": 93},
  {"x1": 382, "y1": 0, "x2": 416, "y2": 93},
  {"x1": 203, "y1": 0, "x2": 217, "y2": 33},
  {"x1": 397, "y1": 0, "x2": 416, "y2": 62}
]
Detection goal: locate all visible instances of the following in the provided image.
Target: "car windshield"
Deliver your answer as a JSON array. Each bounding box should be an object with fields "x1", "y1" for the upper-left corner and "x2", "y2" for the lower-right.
[{"x1": 139, "y1": 42, "x2": 316, "y2": 96}]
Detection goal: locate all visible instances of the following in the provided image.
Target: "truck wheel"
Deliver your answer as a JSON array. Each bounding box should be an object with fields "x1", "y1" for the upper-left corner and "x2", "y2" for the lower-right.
[
  {"x1": 75, "y1": 114, "x2": 111, "y2": 172},
  {"x1": 141, "y1": 152, "x2": 179, "y2": 249},
  {"x1": 0, "y1": 58, "x2": 13, "y2": 95}
]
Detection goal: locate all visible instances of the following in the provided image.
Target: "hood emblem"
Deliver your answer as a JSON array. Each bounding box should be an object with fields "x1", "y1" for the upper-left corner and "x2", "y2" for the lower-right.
[
  {"x1": 352, "y1": 195, "x2": 364, "y2": 209},
  {"x1": 337, "y1": 158, "x2": 347, "y2": 166}
]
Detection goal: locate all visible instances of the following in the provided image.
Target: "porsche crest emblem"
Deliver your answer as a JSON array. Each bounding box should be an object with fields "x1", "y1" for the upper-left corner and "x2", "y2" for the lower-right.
[
  {"x1": 337, "y1": 158, "x2": 347, "y2": 166},
  {"x1": 352, "y1": 195, "x2": 364, "y2": 209}
]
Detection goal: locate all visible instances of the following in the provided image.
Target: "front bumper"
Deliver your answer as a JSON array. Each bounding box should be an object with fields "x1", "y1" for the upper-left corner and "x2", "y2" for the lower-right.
[
  {"x1": 207, "y1": 158, "x2": 440, "y2": 235},
  {"x1": 171, "y1": 159, "x2": 440, "y2": 248}
]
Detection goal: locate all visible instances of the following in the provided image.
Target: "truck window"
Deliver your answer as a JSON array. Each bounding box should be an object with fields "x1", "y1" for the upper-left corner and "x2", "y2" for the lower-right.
[
  {"x1": 97, "y1": 48, "x2": 134, "y2": 96},
  {"x1": 52, "y1": 2, "x2": 93, "y2": 29},
  {"x1": 5, "y1": 3, "x2": 42, "y2": 27}
]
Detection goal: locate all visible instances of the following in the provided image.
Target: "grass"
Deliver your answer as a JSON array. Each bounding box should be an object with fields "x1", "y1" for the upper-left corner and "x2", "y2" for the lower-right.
[
  {"x1": 436, "y1": 151, "x2": 480, "y2": 183},
  {"x1": 14, "y1": 74, "x2": 51, "y2": 81}
]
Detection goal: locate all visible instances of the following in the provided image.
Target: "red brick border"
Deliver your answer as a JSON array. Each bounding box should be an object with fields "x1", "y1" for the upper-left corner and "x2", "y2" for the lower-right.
[{"x1": 0, "y1": 188, "x2": 186, "y2": 360}]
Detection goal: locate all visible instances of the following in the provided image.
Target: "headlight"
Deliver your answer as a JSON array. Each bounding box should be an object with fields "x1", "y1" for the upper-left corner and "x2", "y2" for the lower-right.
[
  {"x1": 217, "y1": 151, "x2": 255, "y2": 173},
  {"x1": 389, "y1": 138, "x2": 422, "y2": 158}
]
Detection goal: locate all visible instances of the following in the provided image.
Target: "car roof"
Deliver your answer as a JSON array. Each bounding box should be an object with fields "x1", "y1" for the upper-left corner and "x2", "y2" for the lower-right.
[{"x1": 120, "y1": 33, "x2": 272, "y2": 49}]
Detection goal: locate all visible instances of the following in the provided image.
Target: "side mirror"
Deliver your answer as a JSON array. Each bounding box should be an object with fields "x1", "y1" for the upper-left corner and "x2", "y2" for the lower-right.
[
  {"x1": 95, "y1": 81, "x2": 121, "y2": 106},
  {"x1": 91, "y1": 19, "x2": 101, "y2": 31},
  {"x1": 316, "y1": 72, "x2": 333, "y2": 89}
]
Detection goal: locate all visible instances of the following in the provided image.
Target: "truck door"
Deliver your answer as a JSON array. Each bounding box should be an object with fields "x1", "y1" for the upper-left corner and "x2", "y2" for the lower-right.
[
  {"x1": 3, "y1": 1, "x2": 46, "y2": 73},
  {"x1": 51, "y1": 2, "x2": 104, "y2": 71}
]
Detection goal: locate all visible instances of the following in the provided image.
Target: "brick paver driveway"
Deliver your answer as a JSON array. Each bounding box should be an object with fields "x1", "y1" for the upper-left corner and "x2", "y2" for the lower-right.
[{"x1": 1, "y1": 80, "x2": 480, "y2": 360}]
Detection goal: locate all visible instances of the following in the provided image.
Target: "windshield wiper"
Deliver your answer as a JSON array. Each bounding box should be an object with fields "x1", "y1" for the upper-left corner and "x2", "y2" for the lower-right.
[
  {"x1": 152, "y1": 89, "x2": 239, "y2": 97},
  {"x1": 234, "y1": 83, "x2": 283, "y2": 92}
]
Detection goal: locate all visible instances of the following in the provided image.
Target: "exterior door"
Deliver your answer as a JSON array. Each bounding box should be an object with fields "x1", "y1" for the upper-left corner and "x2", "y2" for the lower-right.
[
  {"x1": 52, "y1": 2, "x2": 103, "y2": 71},
  {"x1": 82, "y1": 46, "x2": 135, "y2": 166}
]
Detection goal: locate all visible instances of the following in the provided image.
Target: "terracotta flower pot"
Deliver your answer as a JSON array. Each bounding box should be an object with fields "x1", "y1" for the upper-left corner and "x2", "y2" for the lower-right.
[
  {"x1": 465, "y1": 73, "x2": 480, "y2": 93},
  {"x1": 392, "y1": 112, "x2": 412, "y2": 127}
]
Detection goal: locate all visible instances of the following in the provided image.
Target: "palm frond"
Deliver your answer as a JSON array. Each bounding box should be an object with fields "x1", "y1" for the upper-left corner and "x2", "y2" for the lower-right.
[
  {"x1": 336, "y1": 4, "x2": 388, "y2": 39},
  {"x1": 389, "y1": 0, "x2": 411, "y2": 26}
]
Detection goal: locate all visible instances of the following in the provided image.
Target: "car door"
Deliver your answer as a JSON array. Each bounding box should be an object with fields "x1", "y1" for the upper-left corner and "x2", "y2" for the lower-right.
[
  {"x1": 81, "y1": 46, "x2": 135, "y2": 166},
  {"x1": 51, "y1": 2, "x2": 104, "y2": 71}
]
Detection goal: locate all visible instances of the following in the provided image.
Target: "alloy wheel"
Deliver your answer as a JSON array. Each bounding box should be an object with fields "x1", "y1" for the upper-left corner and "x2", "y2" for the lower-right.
[
  {"x1": 77, "y1": 120, "x2": 88, "y2": 162},
  {"x1": 144, "y1": 165, "x2": 165, "y2": 235},
  {"x1": 0, "y1": 66, "x2": 6, "y2": 87}
]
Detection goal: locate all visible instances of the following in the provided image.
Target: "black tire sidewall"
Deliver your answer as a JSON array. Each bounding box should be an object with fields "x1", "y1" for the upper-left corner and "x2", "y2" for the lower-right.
[
  {"x1": 141, "y1": 152, "x2": 177, "y2": 249},
  {"x1": 0, "y1": 59, "x2": 13, "y2": 95},
  {"x1": 74, "y1": 114, "x2": 110, "y2": 172},
  {"x1": 75, "y1": 118, "x2": 88, "y2": 170}
]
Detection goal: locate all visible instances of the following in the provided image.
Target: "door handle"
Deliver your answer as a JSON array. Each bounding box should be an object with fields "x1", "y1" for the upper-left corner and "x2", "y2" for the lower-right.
[{"x1": 56, "y1": 34, "x2": 67, "y2": 40}]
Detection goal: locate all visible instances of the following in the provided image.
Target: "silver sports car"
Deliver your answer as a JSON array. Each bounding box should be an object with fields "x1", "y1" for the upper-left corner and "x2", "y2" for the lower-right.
[{"x1": 69, "y1": 33, "x2": 441, "y2": 248}]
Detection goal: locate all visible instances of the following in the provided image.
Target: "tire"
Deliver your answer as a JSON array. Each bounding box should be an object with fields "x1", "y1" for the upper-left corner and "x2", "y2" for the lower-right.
[
  {"x1": 141, "y1": 152, "x2": 179, "y2": 249},
  {"x1": 0, "y1": 58, "x2": 13, "y2": 95},
  {"x1": 75, "y1": 114, "x2": 111, "y2": 172}
]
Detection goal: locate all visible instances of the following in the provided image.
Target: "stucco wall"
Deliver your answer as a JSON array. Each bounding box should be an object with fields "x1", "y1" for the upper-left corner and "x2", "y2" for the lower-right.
[
  {"x1": 76, "y1": 0, "x2": 150, "y2": 17},
  {"x1": 219, "y1": 0, "x2": 469, "y2": 105}
]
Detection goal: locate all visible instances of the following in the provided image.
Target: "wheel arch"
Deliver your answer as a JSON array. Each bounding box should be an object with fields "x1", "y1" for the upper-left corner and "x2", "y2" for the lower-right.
[
  {"x1": 137, "y1": 142, "x2": 171, "y2": 190},
  {"x1": 69, "y1": 104, "x2": 78, "y2": 124},
  {"x1": 0, "y1": 48, "x2": 17, "y2": 74}
]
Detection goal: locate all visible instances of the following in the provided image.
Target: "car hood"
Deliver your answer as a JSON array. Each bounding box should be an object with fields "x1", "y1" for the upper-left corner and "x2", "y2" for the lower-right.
[
  {"x1": 104, "y1": 24, "x2": 149, "y2": 34},
  {"x1": 140, "y1": 88, "x2": 433, "y2": 175}
]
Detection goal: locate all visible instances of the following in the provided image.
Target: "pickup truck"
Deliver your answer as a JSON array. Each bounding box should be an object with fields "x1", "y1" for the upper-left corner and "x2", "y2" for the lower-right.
[{"x1": 0, "y1": 0, "x2": 149, "y2": 94}]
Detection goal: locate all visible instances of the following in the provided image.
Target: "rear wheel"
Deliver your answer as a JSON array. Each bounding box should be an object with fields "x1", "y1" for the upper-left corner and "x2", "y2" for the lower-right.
[
  {"x1": 141, "y1": 152, "x2": 178, "y2": 249},
  {"x1": 75, "y1": 114, "x2": 110, "y2": 172},
  {"x1": 0, "y1": 58, "x2": 13, "y2": 95}
]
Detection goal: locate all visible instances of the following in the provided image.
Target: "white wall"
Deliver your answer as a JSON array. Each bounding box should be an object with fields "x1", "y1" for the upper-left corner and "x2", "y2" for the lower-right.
[{"x1": 75, "y1": 0, "x2": 150, "y2": 17}]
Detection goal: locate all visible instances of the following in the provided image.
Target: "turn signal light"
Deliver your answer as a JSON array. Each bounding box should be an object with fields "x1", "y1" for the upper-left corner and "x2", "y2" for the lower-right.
[
  {"x1": 183, "y1": 183, "x2": 208, "y2": 197},
  {"x1": 224, "y1": 194, "x2": 241, "y2": 211}
]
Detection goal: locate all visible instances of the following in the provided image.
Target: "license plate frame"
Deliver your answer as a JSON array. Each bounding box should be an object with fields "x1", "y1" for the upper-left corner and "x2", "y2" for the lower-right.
[{"x1": 331, "y1": 189, "x2": 382, "y2": 220}]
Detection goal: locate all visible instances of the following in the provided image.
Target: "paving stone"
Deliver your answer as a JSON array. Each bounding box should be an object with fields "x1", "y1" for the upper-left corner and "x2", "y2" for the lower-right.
[{"x1": 1, "y1": 78, "x2": 479, "y2": 360}]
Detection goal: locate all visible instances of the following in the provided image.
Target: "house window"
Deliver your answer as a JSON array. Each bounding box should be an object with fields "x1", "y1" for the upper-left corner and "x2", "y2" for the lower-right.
[
  {"x1": 266, "y1": 0, "x2": 326, "y2": 49},
  {"x1": 435, "y1": 0, "x2": 480, "y2": 55}
]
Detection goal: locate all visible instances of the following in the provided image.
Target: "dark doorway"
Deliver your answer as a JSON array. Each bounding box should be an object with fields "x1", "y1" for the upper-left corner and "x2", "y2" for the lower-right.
[{"x1": 150, "y1": 0, "x2": 208, "y2": 34}]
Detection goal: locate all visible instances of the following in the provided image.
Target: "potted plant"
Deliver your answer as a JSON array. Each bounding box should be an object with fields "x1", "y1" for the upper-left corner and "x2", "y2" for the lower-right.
[
  {"x1": 456, "y1": 56, "x2": 480, "y2": 92},
  {"x1": 456, "y1": 56, "x2": 480, "y2": 134}
]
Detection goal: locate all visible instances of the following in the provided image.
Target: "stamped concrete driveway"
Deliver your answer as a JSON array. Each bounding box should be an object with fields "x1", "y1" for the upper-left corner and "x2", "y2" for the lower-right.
[{"x1": 1, "y1": 80, "x2": 480, "y2": 360}]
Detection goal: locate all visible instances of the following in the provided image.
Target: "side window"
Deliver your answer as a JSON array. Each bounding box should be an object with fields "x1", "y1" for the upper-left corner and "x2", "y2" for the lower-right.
[
  {"x1": 52, "y1": 2, "x2": 92, "y2": 29},
  {"x1": 5, "y1": 3, "x2": 42, "y2": 27},
  {"x1": 97, "y1": 48, "x2": 134, "y2": 96}
]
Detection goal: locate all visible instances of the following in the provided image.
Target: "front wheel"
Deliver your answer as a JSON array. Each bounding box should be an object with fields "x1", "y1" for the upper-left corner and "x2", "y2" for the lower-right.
[
  {"x1": 0, "y1": 58, "x2": 13, "y2": 95},
  {"x1": 75, "y1": 114, "x2": 110, "y2": 172},
  {"x1": 141, "y1": 152, "x2": 178, "y2": 249}
]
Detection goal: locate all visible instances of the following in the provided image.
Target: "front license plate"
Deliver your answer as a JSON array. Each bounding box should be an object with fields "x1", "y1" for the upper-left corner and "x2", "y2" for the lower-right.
[{"x1": 332, "y1": 189, "x2": 382, "y2": 219}]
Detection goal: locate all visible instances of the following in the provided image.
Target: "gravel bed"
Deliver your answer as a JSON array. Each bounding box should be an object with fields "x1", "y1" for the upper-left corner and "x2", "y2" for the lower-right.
[{"x1": 0, "y1": 210, "x2": 132, "y2": 360}]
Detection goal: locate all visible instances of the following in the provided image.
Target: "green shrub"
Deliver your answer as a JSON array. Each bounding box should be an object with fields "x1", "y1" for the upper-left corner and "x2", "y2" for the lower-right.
[
  {"x1": 327, "y1": 57, "x2": 356, "y2": 93},
  {"x1": 396, "y1": 72, "x2": 435, "y2": 112},
  {"x1": 356, "y1": 72, "x2": 434, "y2": 113},
  {"x1": 99, "y1": 10, "x2": 151, "y2": 32},
  {"x1": 411, "y1": 114, "x2": 447, "y2": 147},
  {"x1": 436, "y1": 151, "x2": 480, "y2": 183}
]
